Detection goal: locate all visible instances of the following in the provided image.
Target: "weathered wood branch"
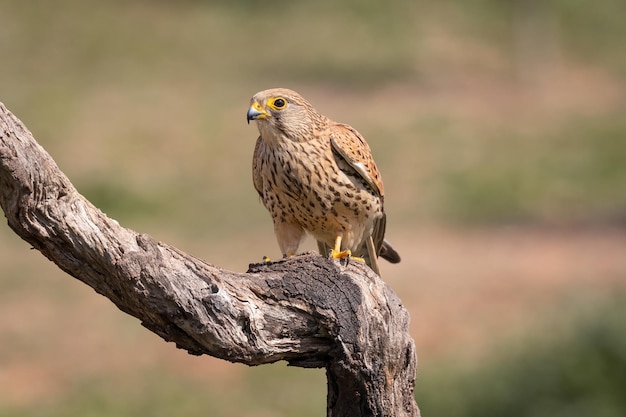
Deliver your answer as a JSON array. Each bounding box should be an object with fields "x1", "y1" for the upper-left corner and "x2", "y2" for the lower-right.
[{"x1": 0, "y1": 102, "x2": 419, "y2": 417}]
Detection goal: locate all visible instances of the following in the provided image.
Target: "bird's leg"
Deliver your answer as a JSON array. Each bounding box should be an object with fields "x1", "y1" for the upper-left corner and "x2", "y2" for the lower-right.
[
  {"x1": 275, "y1": 221, "x2": 305, "y2": 259},
  {"x1": 329, "y1": 236, "x2": 350, "y2": 259},
  {"x1": 329, "y1": 236, "x2": 365, "y2": 264}
]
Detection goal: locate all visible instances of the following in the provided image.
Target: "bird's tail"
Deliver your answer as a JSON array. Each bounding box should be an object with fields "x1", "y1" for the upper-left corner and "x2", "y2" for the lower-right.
[{"x1": 379, "y1": 239, "x2": 401, "y2": 264}]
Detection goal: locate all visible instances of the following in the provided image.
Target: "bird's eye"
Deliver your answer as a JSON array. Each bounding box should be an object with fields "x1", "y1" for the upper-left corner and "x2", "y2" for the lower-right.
[{"x1": 270, "y1": 97, "x2": 287, "y2": 110}]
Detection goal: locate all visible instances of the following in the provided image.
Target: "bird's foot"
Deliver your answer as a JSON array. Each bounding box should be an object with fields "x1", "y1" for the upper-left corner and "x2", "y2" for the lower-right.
[
  {"x1": 328, "y1": 236, "x2": 365, "y2": 266},
  {"x1": 328, "y1": 248, "x2": 365, "y2": 265},
  {"x1": 262, "y1": 256, "x2": 271, "y2": 263}
]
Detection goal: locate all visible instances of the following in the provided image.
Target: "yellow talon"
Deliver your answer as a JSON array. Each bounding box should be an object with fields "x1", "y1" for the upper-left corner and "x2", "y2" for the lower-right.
[
  {"x1": 329, "y1": 237, "x2": 365, "y2": 264},
  {"x1": 262, "y1": 256, "x2": 271, "y2": 263}
]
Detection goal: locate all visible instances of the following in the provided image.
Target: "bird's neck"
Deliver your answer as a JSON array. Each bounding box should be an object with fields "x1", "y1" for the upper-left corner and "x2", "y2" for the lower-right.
[
  {"x1": 257, "y1": 123, "x2": 278, "y2": 144},
  {"x1": 258, "y1": 116, "x2": 329, "y2": 145}
]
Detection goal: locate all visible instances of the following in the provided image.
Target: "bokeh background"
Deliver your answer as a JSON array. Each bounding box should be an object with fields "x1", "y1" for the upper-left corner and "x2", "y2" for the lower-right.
[{"x1": 1, "y1": 0, "x2": 625, "y2": 416}]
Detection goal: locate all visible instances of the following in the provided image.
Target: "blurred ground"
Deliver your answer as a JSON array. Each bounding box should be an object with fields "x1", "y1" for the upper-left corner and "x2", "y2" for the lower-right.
[
  {"x1": 1, "y1": 0, "x2": 625, "y2": 416},
  {"x1": 1, "y1": 226, "x2": 625, "y2": 415}
]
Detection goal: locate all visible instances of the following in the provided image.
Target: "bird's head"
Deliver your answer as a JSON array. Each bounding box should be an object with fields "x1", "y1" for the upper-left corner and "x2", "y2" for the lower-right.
[{"x1": 247, "y1": 88, "x2": 323, "y2": 142}]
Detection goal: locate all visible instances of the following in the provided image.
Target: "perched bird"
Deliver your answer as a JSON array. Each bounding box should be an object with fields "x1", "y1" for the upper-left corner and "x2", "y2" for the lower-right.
[{"x1": 247, "y1": 88, "x2": 400, "y2": 275}]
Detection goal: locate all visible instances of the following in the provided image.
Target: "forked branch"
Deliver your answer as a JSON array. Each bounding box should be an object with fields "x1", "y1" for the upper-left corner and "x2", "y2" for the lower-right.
[{"x1": 0, "y1": 103, "x2": 419, "y2": 417}]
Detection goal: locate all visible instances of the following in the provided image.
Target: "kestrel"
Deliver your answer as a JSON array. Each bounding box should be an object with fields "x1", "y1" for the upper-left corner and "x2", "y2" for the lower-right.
[{"x1": 246, "y1": 88, "x2": 400, "y2": 275}]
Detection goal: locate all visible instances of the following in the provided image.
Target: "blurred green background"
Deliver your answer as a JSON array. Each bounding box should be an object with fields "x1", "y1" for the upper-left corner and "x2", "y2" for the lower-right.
[{"x1": 1, "y1": 0, "x2": 625, "y2": 416}]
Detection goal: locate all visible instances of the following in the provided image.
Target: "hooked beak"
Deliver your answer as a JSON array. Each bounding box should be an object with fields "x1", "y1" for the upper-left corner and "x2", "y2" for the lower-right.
[{"x1": 246, "y1": 101, "x2": 269, "y2": 124}]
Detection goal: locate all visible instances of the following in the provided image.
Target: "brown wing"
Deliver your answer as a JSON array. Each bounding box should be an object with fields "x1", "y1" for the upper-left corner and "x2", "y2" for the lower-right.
[
  {"x1": 329, "y1": 122, "x2": 387, "y2": 260},
  {"x1": 252, "y1": 136, "x2": 264, "y2": 197},
  {"x1": 329, "y1": 122, "x2": 384, "y2": 197}
]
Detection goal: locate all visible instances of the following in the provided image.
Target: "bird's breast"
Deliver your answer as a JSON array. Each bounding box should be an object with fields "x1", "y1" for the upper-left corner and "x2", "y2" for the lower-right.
[{"x1": 257, "y1": 137, "x2": 382, "y2": 247}]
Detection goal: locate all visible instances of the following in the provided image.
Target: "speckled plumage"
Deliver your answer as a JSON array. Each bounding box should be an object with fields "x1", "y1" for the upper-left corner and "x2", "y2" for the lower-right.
[{"x1": 247, "y1": 88, "x2": 400, "y2": 275}]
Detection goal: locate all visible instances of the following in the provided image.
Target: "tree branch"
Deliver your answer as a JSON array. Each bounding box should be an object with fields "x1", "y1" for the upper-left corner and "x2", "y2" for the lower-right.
[{"x1": 0, "y1": 102, "x2": 419, "y2": 417}]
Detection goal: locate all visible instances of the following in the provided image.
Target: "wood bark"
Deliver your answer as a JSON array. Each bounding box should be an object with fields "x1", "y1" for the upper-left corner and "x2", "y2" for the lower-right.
[{"x1": 0, "y1": 102, "x2": 419, "y2": 417}]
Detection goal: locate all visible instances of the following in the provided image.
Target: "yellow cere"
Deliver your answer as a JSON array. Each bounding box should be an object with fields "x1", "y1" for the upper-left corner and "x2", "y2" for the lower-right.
[{"x1": 252, "y1": 101, "x2": 265, "y2": 112}]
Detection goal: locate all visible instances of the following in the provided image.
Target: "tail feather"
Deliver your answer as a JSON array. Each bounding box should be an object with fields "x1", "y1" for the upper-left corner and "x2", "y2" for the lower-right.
[
  {"x1": 379, "y1": 239, "x2": 401, "y2": 264},
  {"x1": 364, "y1": 236, "x2": 380, "y2": 276}
]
